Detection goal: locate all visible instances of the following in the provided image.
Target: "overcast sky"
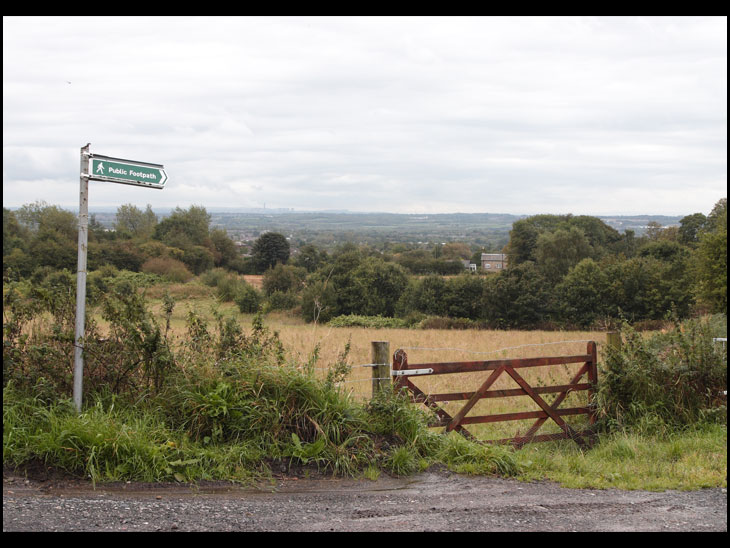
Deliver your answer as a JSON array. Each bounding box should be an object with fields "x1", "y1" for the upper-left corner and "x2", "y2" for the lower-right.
[{"x1": 3, "y1": 16, "x2": 727, "y2": 217}]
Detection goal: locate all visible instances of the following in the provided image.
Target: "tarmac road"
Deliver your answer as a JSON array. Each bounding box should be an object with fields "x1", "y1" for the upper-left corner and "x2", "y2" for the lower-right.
[{"x1": 3, "y1": 469, "x2": 727, "y2": 532}]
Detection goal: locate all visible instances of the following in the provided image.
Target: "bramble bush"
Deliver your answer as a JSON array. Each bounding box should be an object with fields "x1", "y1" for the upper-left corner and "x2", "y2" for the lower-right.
[{"x1": 597, "y1": 315, "x2": 727, "y2": 432}]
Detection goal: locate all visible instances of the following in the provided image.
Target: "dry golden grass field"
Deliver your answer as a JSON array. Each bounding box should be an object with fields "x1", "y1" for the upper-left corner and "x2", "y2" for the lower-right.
[{"x1": 141, "y1": 282, "x2": 615, "y2": 443}]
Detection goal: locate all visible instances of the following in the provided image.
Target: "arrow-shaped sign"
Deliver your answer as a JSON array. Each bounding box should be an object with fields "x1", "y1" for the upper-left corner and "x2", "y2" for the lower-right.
[{"x1": 88, "y1": 154, "x2": 167, "y2": 189}]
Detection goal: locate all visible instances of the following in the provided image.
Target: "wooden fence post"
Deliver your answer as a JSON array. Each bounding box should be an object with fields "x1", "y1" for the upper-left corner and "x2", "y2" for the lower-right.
[
  {"x1": 587, "y1": 341, "x2": 598, "y2": 430},
  {"x1": 606, "y1": 331, "x2": 621, "y2": 351},
  {"x1": 371, "y1": 341, "x2": 391, "y2": 399}
]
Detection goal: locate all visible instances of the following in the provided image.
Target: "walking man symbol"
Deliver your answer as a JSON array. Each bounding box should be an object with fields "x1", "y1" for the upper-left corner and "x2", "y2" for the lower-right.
[{"x1": 96, "y1": 162, "x2": 105, "y2": 174}]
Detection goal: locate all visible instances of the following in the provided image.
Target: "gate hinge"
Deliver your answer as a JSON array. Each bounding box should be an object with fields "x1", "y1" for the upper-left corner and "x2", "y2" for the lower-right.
[{"x1": 392, "y1": 368, "x2": 433, "y2": 376}]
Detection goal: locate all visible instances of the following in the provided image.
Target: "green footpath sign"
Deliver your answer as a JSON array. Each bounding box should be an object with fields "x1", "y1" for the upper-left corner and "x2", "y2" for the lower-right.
[{"x1": 89, "y1": 154, "x2": 167, "y2": 188}]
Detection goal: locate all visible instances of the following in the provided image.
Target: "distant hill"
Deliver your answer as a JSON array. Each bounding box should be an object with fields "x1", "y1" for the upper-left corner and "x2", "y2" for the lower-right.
[{"x1": 41, "y1": 207, "x2": 685, "y2": 249}]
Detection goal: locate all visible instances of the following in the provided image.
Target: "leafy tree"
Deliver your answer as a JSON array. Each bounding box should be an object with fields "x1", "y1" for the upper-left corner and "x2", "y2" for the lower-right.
[
  {"x1": 182, "y1": 245, "x2": 216, "y2": 275},
  {"x1": 556, "y1": 258, "x2": 610, "y2": 328},
  {"x1": 612, "y1": 229, "x2": 639, "y2": 258},
  {"x1": 441, "y1": 242, "x2": 471, "y2": 261},
  {"x1": 154, "y1": 205, "x2": 211, "y2": 249},
  {"x1": 262, "y1": 264, "x2": 306, "y2": 295},
  {"x1": 291, "y1": 244, "x2": 328, "y2": 273},
  {"x1": 569, "y1": 215, "x2": 622, "y2": 252},
  {"x1": 705, "y1": 198, "x2": 727, "y2": 232},
  {"x1": 88, "y1": 240, "x2": 145, "y2": 272},
  {"x1": 16, "y1": 201, "x2": 77, "y2": 242},
  {"x1": 251, "y1": 232, "x2": 290, "y2": 272},
  {"x1": 482, "y1": 262, "x2": 554, "y2": 328},
  {"x1": 300, "y1": 279, "x2": 337, "y2": 323},
  {"x1": 209, "y1": 228, "x2": 239, "y2": 268},
  {"x1": 534, "y1": 227, "x2": 594, "y2": 283},
  {"x1": 678, "y1": 212, "x2": 708, "y2": 247},
  {"x1": 638, "y1": 240, "x2": 686, "y2": 262},
  {"x1": 397, "y1": 274, "x2": 449, "y2": 317},
  {"x1": 603, "y1": 256, "x2": 693, "y2": 321},
  {"x1": 12, "y1": 202, "x2": 78, "y2": 273},
  {"x1": 393, "y1": 249, "x2": 434, "y2": 274},
  {"x1": 114, "y1": 204, "x2": 157, "y2": 239},
  {"x1": 507, "y1": 214, "x2": 621, "y2": 267},
  {"x1": 318, "y1": 249, "x2": 363, "y2": 316},
  {"x1": 350, "y1": 257, "x2": 408, "y2": 317},
  {"x1": 234, "y1": 283, "x2": 262, "y2": 314},
  {"x1": 3, "y1": 208, "x2": 28, "y2": 275},
  {"x1": 505, "y1": 215, "x2": 563, "y2": 265},
  {"x1": 442, "y1": 274, "x2": 486, "y2": 320},
  {"x1": 694, "y1": 198, "x2": 727, "y2": 313}
]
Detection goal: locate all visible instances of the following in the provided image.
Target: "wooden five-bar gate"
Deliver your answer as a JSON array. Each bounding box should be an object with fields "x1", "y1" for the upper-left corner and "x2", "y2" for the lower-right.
[{"x1": 391, "y1": 342, "x2": 598, "y2": 448}]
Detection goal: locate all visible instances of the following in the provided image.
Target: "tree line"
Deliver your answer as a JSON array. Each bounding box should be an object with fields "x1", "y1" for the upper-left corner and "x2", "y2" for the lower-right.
[{"x1": 3, "y1": 198, "x2": 726, "y2": 329}]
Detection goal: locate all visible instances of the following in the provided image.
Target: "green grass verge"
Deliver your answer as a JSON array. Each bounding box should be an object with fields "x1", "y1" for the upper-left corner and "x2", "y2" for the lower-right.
[
  {"x1": 512, "y1": 424, "x2": 727, "y2": 491},
  {"x1": 5, "y1": 381, "x2": 725, "y2": 490}
]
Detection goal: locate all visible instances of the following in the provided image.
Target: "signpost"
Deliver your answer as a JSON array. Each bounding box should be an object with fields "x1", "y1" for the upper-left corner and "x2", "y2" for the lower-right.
[
  {"x1": 73, "y1": 144, "x2": 166, "y2": 412},
  {"x1": 88, "y1": 154, "x2": 167, "y2": 189}
]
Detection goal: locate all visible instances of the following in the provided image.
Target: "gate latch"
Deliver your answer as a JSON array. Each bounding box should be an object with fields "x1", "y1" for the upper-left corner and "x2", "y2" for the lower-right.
[{"x1": 392, "y1": 368, "x2": 433, "y2": 376}]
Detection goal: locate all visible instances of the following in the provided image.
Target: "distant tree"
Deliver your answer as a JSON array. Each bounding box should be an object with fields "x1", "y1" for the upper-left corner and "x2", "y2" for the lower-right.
[
  {"x1": 3, "y1": 208, "x2": 27, "y2": 257},
  {"x1": 350, "y1": 257, "x2": 408, "y2": 317},
  {"x1": 13, "y1": 201, "x2": 78, "y2": 273},
  {"x1": 443, "y1": 274, "x2": 486, "y2": 320},
  {"x1": 300, "y1": 279, "x2": 337, "y2": 323},
  {"x1": 115, "y1": 203, "x2": 157, "y2": 239},
  {"x1": 154, "y1": 205, "x2": 210, "y2": 249},
  {"x1": 441, "y1": 242, "x2": 471, "y2": 261},
  {"x1": 612, "y1": 229, "x2": 639, "y2": 258},
  {"x1": 88, "y1": 240, "x2": 145, "y2": 272},
  {"x1": 182, "y1": 245, "x2": 216, "y2": 275},
  {"x1": 482, "y1": 262, "x2": 554, "y2": 328},
  {"x1": 604, "y1": 256, "x2": 694, "y2": 321},
  {"x1": 534, "y1": 227, "x2": 594, "y2": 283},
  {"x1": 291, "y1": 244, "x2": 328, "y2": 273},
  {"x1": 398, "y1": 274, "x2": 449, "y2": 317},
  {"x1": 678, "y1": 213, "x2": 708, "y2": 247},
  {"x1": 16, "y1": 201, "x2": 77, "y2": 241},
  {"x1": 638, "y1": 240, "x2": 687, "y2": 262},
  {"x1": 507, "y1": 214, "x2": 620, "y2": 267},
  {"x1": 694, "y1": 198, "x2": 727, "y2": 313},
  {"x1": 209, "y1": 227, "x2": 239, "y2": 268},
  {"x1": 568, "y1": 215, "x2": 622, "y2": 253},
  {"x1": 393, "y1": 249, "x2": 433, "y2": 274},
  {"x1": 262, "y1": 264, "x2": 306, "y2": 295},
  {"x1": 556, "y1": 258, "x2": 610, "y2": 328},
  {"x1": 251, "y1": 232, "x2": 290, "y2": 272},
  {"x1": 505, "y1": 215, "x2": 562, "y2": 265},
  {"x1": 706, "y1": 198, "x2": 727, "y2": 232}
]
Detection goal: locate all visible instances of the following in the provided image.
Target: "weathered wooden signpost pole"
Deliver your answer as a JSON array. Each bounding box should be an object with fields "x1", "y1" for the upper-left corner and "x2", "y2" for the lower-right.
[{"x1": 73, "y1": 144, "x2": 167, "y2": 412}]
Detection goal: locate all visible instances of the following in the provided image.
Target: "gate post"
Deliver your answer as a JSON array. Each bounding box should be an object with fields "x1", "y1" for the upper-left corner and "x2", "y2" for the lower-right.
[
  {"x1": 587, "y1": 341, "x2": 598, "y2": 429},
  {"x1": 371, "y1": 341, "x2": 391, "y2": 399},
  {"x1": 606, "y1": 331, "x2": 621, "y2": 351}
]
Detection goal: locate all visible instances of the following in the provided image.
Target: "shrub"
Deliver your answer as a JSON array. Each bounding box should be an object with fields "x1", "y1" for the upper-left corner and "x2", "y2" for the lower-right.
[
  {"x1": 234, "y1": 283, "x2": 262, "y2": 314},
  {"x1": 216, "y1": 276, "x2": 248, "y2": 303},
  {"x1": 597, "y1": 316, "x2": 727, "y2": 432},
  {"x1": 417, "y1": 316, "x2": 486, "y2": 330},
  {"x1": 262, "y1": 264, "x2": 305, "y2": 296},
  {"x1": 327, "y1": 315, "x2": 409, "y2": 329},
  {"x1": 265, "y1": 290, "x2": 300, "y2": 311},
  {"x1": 141, "y1": 257, "x2": 193, "y2": 283}
]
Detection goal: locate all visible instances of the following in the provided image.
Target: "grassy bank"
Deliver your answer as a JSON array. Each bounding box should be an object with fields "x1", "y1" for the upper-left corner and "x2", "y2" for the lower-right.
[
  {"x1": 4, "y1": 383, "x2": 724, "y2": 490},
  {"x1": 3, "y1": 278, "x2": 726, "y2": 490}
]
